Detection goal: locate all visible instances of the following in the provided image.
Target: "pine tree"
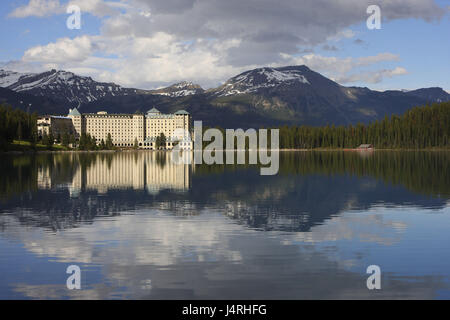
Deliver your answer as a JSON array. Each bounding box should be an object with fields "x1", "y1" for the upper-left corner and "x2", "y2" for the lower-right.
[
  {"x1": 62, "y1": 132, "x2": 70, "y2": 147},
  {"x1": 106, "y1": 133, "x2": 113, "y2": 150},
  {"x1": 156, "y1": 132, "x2": 166, "y2": 149}
]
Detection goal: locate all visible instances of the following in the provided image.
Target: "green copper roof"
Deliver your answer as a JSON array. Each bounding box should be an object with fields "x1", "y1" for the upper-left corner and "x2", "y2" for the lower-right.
[
  {"x1": 174, "y1": 110, "x2": 190, "y2": 115},
  {"x1": 68, "y1": 108, "x2": 81, "y2": 116},
  {"x1": 147, "y1": 107, "x2": 161, "y2": 114}
]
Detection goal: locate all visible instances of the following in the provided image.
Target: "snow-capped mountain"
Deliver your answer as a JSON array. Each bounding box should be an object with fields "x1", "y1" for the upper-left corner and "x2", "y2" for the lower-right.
[
  {"x1": 211, "y1": 66, "x2": 311, "y2": 97},
  {"x1": 1, "y1": 65, "x2": 449, "y2": 127},
  {"x1": 0, "y1": 69, "x2": 140, "y2": 107},
  {"x1": 0, "y1": 70, "x2": 31, "y2": 87},
  {"x1": 151, "y1": 81, "x2": 204, "y2": 97},
  {"x1": 202, "y1": 65, "x2": 450, "y2": 126}
]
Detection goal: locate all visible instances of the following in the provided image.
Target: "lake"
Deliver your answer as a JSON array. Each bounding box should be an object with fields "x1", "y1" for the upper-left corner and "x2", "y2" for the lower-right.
[{"x1": 0, "y1": 151, "x2": 449, "y2": 299}]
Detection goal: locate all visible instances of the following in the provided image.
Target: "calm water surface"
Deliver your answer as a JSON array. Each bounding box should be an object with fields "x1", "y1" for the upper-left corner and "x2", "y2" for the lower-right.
[{"x1": 0, "y1": 151, "x2": 449, "y2": 299}]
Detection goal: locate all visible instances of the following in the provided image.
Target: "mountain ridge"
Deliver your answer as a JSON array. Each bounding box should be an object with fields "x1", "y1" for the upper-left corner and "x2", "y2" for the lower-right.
[
  {"x1": 150, "y1": 81, "x2": 204, "y2": 97},
  {"x1": 1, "y1": 66, "x2": 449, "y2": 128},
  {"x1": 0, "y1": 69, "x2": 143, "y2": 107}
]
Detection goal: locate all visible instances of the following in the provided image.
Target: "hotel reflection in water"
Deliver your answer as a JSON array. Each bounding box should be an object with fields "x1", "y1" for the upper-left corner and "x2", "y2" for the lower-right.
[{"x1": 37, "y1": 152, "x2": 193, "y2": 196}]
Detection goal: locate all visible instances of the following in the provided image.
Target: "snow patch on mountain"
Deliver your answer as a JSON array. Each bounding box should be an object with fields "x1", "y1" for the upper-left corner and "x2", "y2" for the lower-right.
[
  {"x1": 0, "y1": 69, "x2": 138, "y2": 106},
  {"x1": 0, "y1": 70, "x2": 31, "y2": 87},
  {"x1": 157, "y1": 89, "x2": 198, "y2": 97},
  {"x1": 260, "y1": 68, "x2": 309, "y2": 84},
  {"x1": 152, "y1": 81, "x2": 204, "y2": 97},
  {"x1": 215, "y1": 67, "x2": 310, "y2": 97}
]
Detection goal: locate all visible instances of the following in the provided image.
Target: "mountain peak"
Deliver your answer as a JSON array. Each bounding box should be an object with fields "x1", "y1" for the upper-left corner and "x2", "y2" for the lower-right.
[
  {"x1": 1, "y1": 66, "x2": 449, "y2": 127},
  {"x1": 403, "y1": 87, "x2": 450, "y2": 103},
  {"x1": 0, "y1": 70, "x2": 30, "y2": 87},
  {"x1": 0, "y1": 68, "x2": 137, "y2": 106},
  {"x1": 212, "y1": 65, "x2": 312, "y2": 97},
  {"x1": 151, "y1": 81, "x2": 204, "y2": 97}
]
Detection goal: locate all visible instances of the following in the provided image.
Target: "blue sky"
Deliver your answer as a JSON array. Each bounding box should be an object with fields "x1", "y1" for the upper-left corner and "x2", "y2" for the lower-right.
[
  {"x1": 323, "y1": 10, "x2": 450, "y2": 91},
  {"x1": 0, "y1": 0, "x2": 449, "y2": 91}
]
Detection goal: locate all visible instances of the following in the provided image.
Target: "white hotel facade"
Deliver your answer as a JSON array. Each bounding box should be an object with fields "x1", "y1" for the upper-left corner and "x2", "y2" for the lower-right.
[{"x1": 66, "y1": 107, "x2": 193, "y2": 149}]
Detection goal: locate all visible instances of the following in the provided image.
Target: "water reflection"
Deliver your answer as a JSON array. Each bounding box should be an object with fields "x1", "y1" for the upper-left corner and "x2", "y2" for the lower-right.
[
  {"x1": 0, "y1": 151, "x2": 449, "y2": 299},
  {"x1": 35, "y1": 152, "x2": 192, "y2": 195}
]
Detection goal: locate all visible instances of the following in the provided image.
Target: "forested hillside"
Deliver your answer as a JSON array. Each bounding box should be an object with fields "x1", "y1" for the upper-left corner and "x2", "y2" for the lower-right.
[
  {"x1": 0, "y1": 104, "x2": 37, "y2": 150},
  {"x1": 278, "y1": 102, "x2": 450, "y2": 149},
  {"x1": 1, "y1": 101, "x2": 449, "y2": 151}
]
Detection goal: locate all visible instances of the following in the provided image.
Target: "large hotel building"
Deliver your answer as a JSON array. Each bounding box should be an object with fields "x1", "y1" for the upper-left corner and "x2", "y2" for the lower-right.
[{"x1": 38, "y1": 107, "x2": 193, "y2": 150}]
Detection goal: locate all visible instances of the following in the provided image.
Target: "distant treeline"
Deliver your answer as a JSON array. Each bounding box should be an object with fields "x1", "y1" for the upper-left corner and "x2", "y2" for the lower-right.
[
  {"x1": 0, "y1": 103, "x2": 117, "y2": 151},
  {"x1": 0, "y1": 104, "x2": 38, "y2": 150},
  {"x1": 277, "y1": 102, "x2": 450, "y2": 149},
  {"x1": 1, "y1": 101, "x2": 449, "y2": 151}
]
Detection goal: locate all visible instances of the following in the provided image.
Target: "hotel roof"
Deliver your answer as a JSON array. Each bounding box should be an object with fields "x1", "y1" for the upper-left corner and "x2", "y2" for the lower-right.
[
  {"x1": 68, "y1": 108, "x2": 81, "y2": 116},
  {"x1": 147, "y1": 107, "x2": 161, "y2": 114}
]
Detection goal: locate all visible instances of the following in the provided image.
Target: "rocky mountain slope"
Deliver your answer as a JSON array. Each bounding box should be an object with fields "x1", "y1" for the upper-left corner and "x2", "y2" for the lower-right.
[
  {"x1": 204, "y1": 66, "x2": 450, "y2": 126},
  {"x1": 0, "y1": 69, "x2": 141, "y2": 107},
  {"x1": 1, "y1": 66, "x2": 449, "y2": 127},
  {"x1": 150, "y1": 81, "x2": 204, "y2": 97}
]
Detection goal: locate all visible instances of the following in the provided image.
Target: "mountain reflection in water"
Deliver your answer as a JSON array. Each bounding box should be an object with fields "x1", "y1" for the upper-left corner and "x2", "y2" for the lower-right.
[{"x1": 0, "y1": 151, "x2": 449, "y2": 299}]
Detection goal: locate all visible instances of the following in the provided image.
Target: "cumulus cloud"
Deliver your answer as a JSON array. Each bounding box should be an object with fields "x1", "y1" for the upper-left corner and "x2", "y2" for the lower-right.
[
  {"x1": 6, "y1": 0, "x2": 446, "y2": 88},
  {"x1": 278, "y1": 52, "x2": 409, "y2": 85},
  {"x1": 14, "y1": 34, "x2": 409, "y2": 88},
  {"x1": 23, "y1": 36, "x2": 94, "y2": 63},
  {"x1": 281, "y1": 52, "x2": 403, "y2": 82},
  {"x1": 337, "y1": 67, "x2": 408, "y2": 84},
  {"x1": 9, "y1": 0, "x2": 63, "y2": 18},
  {"x1": 69, "y1": 0, "x2": 129, "y2": 17},
  {"x1": 9, "y1": 0, "x2": 126, "y2": 18},
  {"x1": 14, "y1": 33, "x2": 244, "y2": 88},
  {"x1": 99, "y1": 0, "x2": 444, "y2": 68}
]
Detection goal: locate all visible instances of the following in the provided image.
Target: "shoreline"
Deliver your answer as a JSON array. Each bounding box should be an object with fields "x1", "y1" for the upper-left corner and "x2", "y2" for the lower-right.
[{"x1": 2, "y1": 148, "x2": 449, "y2": 154}]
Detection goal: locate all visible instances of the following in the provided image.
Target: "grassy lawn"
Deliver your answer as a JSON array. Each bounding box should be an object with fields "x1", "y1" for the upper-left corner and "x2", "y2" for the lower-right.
[{"x1": 3, "y1": 140, "x2": 71, "y2": 152}]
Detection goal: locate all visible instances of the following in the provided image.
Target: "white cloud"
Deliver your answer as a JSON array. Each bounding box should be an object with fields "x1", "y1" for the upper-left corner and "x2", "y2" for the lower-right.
[
  {"x1": 93, "y1": 35, "x2": 246, "y2": 88},
  {"x1": 336, "y1": 67, "x2": 408, "y2": 84},
  {"x1": 16, "y1": 33, "x2": 409, "y2": 88},
  {"x1": 9, "y1": 0, "x2": 126, "y2": 18},
  {"x1": 279, "y1": 52, "x2": 406, "y2": 85},
  {"x1": 7, "y1": 0, "x2": 446, "y2": 88},
  {"x1": 9, "y1": 0, "x2": 63, "y2": 18},
  {"x1": 15, "y1": 33, "x2": 244, "y2": 88},
  {"x1": 23, "y1": 36, "x2": 94, "y2": 64},
  {"x1": 281, "y1": 52, "x2": 400, "y2": 74},
  {"x1": 68, "y1": 0, "x2": 129, "y2": 17},
  {"x1": 327, "y1": 29, "x2": 356, "y2": 42}
]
